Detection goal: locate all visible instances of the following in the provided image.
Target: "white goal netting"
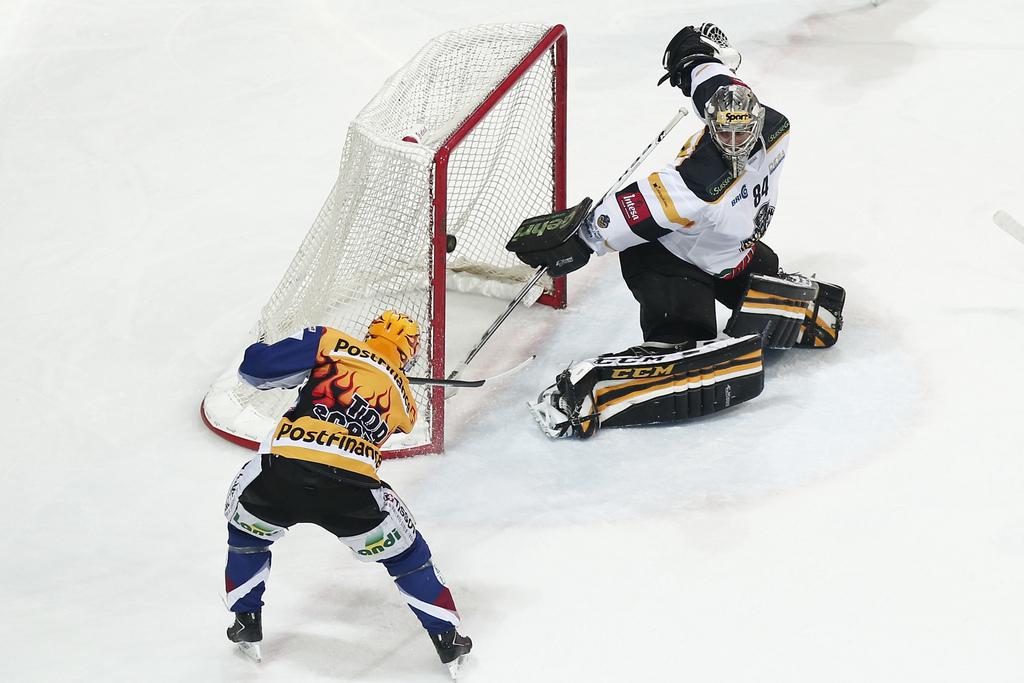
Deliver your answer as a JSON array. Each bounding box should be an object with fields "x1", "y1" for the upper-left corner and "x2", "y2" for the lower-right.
[{"x1": 202, "y1": 23, "x2": 565, "y2": 454}]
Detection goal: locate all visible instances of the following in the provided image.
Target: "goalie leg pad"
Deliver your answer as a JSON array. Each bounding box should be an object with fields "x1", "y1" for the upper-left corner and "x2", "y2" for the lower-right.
[
  {"x1": 529, "y1": 335, "x2": 764, "y2": 437},
  {"x1": 723, "y1": 274, "x2": 819, "y2": 349},
  {"x1": 796, "y1": 280, "x2": 845, "y2": 348}
]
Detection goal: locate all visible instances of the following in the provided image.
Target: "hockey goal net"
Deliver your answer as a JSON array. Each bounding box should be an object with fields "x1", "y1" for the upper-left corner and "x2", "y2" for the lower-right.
[{"x1": 201, "y1": 23, "x2": 567, "y2": 457}]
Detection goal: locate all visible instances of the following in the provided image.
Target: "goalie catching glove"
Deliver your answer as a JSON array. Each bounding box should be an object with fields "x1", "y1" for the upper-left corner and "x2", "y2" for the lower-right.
[
  {"x1": 529, "y1": 335, "x2": 765, "y2": 439},
  {"x1": 658, "y1": 23, "x2": 741, "y2": 94},
  {"x1": 506, "y1": 198, "x2": 594, "y2": 277}
]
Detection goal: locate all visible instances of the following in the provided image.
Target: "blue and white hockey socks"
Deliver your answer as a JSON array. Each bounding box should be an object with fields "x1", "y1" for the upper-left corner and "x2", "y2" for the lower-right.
[
  {"x1": 225, "y1": 524, "x2": 273, "y2": 613},
  {"x1": 225, "y1": 524, "x2": 461, "y2": 633},
  {"x1": 381, "y1": 533, "x2": 460, "y2": 634}
]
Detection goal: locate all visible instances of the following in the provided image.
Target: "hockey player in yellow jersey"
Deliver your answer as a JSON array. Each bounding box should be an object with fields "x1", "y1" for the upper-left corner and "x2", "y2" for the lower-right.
[
  {"x1": 257, "y1": 315, "x2": 419, "y2": 485},
  {"x1": 222, "y1": 312, "x2": 472, "y2": 678}
]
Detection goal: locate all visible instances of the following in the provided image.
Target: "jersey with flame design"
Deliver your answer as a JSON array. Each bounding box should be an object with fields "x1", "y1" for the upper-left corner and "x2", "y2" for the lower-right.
[{"x1": 238, "y1": 326, "x2": 417, "y2": 487}]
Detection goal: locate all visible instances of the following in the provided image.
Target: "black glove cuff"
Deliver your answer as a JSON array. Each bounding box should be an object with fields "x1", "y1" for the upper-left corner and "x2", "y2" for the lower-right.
[{"x1": 659, "y1": 54, "x2": 722, "y2": 95}]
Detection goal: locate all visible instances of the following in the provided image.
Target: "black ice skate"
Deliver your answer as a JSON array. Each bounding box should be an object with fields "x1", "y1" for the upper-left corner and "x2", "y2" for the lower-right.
[
  {"x1": 429, "y1": 628, "x2": 472, "y2": 680},
  {"x1": 226, "y1": 611, "x2": 263, "y2": 662}
]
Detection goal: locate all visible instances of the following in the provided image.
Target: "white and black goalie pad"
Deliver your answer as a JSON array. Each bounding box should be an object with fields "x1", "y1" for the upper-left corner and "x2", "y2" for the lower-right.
[
  {"x1": 724, "y1": 274, "x2": 819, "y2": 349},
  {"x1": 529, "y1": 335, "x2": 764, "y2": 438}
]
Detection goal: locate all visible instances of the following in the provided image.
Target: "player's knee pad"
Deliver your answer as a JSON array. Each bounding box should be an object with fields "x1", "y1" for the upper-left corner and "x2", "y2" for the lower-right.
[
  {"x1": 529, "y1": 334, "x2": 765, "y2": 437},
  {"x1": 228, "y1": 525, "x2": 274, "y2": 552},
  {"x1": 724, "y1": 273, "x2": 819, "y2": 349},
  {"x1": 224, "y1": 456, "x2": 288, "y2": 541},
  {"x1": 338, "y1": 487, "x2": 417, "y2": 562},
  {"x1": 381, "y1": 532, "x2": 432, "y2": 577},
  {"x1": 796, "y1": 280, "x2": 845, "y2": 348}
]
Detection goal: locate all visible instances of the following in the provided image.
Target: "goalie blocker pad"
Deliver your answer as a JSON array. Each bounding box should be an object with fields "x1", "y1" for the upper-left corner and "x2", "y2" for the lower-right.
[
  {"x1": 506, "y1": 198, "x2": 593, "y2": 276},
  {"x1": 529, "y1": 335, "x2": 764, "y2": 438}
]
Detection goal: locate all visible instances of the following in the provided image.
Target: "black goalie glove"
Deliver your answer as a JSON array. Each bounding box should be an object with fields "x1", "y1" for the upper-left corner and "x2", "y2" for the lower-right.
[
  {"x1": 506, "y1": 198, "x2": 594, "y2": 277},
  {"x1": 657, "y1": 26, "x2": 720, "y2": 95}
]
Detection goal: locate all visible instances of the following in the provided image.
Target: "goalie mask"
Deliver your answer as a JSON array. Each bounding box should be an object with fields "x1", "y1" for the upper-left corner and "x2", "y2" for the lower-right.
[
  {"x1": 705, "y1": 84, "x2": 764, "y2": 176},
  {"x1": 365, "y1": 311, "x2": 420, "y2": 371}
]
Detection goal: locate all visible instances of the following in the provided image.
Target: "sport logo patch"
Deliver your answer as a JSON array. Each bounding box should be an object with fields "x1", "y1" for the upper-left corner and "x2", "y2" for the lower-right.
[
  {"x1": 383, "y1": 489, "x2": 416, "y2": 532},
  {"x1": 616, "y1": 191, "x2": 651, "y2": 226},
  {"x1": 358, "y1": 528, "x2": 403, "y2": 556},
  {"x1": 231, "y1": 512, "x2": 281, "y2": 538},
  {"x1": 730, "y1": 185, "x2": 749, "y2": 207},
  {"x1": 717, "y1": 110, "x2": 752, "y2": 124},
  {"x1": 609, "y1": 363, "x2": 676, "y2": 379}
]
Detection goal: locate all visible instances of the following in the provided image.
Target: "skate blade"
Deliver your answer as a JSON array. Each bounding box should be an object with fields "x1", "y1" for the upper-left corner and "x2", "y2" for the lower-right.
[
  {"x1": 446, "y1": 653, "x2": 468, "y2": 680},
  {"x1": 236, "y1": 641, "x2": 262, "y2": 663}
]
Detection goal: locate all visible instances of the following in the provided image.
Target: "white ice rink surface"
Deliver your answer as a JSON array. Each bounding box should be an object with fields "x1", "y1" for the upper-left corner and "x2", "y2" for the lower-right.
[{"x1": 2, "y1": 0, "x2": 1024, "y2": 680}]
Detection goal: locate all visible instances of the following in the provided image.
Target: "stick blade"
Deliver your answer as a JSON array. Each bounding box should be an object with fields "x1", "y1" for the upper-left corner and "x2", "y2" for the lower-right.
[{"x1": 994, "y1": 210, "x2": 1024, "y2": 244}]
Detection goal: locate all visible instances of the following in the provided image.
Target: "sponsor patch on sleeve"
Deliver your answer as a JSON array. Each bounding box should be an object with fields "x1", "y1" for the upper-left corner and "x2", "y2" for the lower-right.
[{"x1": 616, "y1": 190, "x2": 652, "y2": 226}]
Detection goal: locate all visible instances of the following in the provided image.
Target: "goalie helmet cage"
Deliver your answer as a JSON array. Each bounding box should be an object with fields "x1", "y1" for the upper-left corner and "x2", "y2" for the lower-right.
[{"x1": 201, "y1": 23, "x2": 568, "y2": 458}]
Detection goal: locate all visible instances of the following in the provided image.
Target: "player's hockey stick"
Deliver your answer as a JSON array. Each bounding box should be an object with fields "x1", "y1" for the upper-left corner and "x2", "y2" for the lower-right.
[
  {"x1": 446, "y1": 106, "x2": 690, "y2": 383},
  {"x1": 409, "y1": 354, "x2": 536, "y2": 388},
  {"x1": 994, "y1": 210, "x2": 1024, "y2": 245},
  {"x1": 593, "y1": 105, "x2": 691, "y2": 209}
]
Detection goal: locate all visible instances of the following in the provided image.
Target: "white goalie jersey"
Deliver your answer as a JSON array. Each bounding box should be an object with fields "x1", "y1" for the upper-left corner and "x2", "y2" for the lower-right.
[{"x1": 581, "y1": 62, "x2": 791, "y2": 279}]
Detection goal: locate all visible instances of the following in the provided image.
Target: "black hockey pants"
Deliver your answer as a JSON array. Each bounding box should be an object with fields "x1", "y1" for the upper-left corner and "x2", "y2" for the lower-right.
[
  {"x1": 237, "y1": 454, "x2": 388, "y2": 537},
  {"x1": 618, "y1": 241, "x2": 780, "y2": 345}
]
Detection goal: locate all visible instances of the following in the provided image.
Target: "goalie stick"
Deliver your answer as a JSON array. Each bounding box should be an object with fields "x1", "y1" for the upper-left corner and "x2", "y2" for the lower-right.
[
  {"x1": 446, "y1": 106, "x2": 690, "y2": 382},
  {"x1": 409, "y1": 354, "x2": 535, "y2": 388},
  {"x1": 994, "y1": 210, "x2": 1024, "y2": 245}
]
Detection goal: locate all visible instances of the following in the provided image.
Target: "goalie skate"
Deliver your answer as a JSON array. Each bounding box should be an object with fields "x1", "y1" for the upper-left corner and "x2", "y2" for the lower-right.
[
  {"x1": 529, "y1": 383, "x2": 573, "y2": 438},
  {"x1": 529, "y1": 369, "x2": 599, "y2": 438}
]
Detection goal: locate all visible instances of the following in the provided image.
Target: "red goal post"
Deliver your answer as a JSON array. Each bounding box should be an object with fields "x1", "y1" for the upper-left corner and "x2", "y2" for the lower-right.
[{"x1": 201, "y1": 23, "x2": 568, "y2": 458}]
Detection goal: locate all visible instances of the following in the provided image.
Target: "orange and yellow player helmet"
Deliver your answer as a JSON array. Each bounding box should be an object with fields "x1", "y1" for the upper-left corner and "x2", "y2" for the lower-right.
[{"x1": 365, "y1": 310, "x2": 420, "y2": 370}]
